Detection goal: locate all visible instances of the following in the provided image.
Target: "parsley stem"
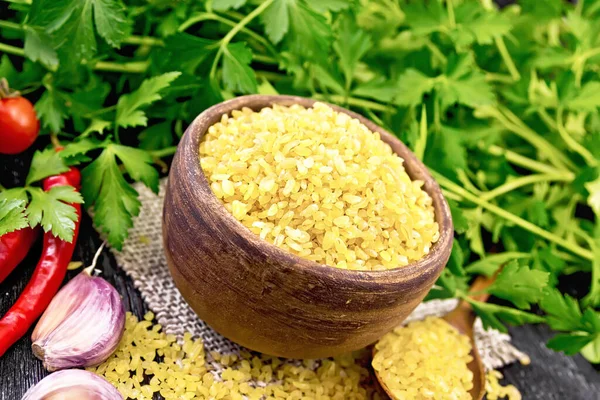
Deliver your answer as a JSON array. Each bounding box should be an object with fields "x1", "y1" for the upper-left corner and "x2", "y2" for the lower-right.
[
  {"x1": 484, "y1": 144, "x2": 570, "y2": 176},
  {"x1": 312, "y1": 94, "x2": 395, "y2": 113},
  {"x1": 495, "y1": 105, "x2": 576, "y2": 171},
  {"x1": 485, "y1": 73, "x2": 515, "y2": 84},
  {"x1": 480, "y1": 173, "x2": 573, "y2": 201},
  {"x1": 209, "y1": 0, "x2": 275, "y2": 81},
  {"x1": 121, "y1": 35, "x2": 164, "y2": 47},
  {"x1": 432, "y1": 171, "x2": 594, "y2": 261},
  {"x1": 536, "y1": 108, "x2": 558, "y2": 131},
  {"x1": 447, "y1": 0, "x2": 456, "y2": 28},
  {"x1": 495, "y1": 37, "x2": 520, "y2": 81},
  {"x1": 0, "y1": 20, "x2": 20, "y2": 31},
  {"x1": 94, "y1": 60, "x2": 149, "y2": 74},
  {"x1": 556, "y1": 107, "x2": 598, "y2": 167},
  {"x1": 150, "y1": 146, "x2": 178, "y2": 158},
  {"x1": 0, "y1": 41, "x2": 24, "y2": 57},
  {"x1": 414, "y1": 107, "x2": 428, "y2": 161}
]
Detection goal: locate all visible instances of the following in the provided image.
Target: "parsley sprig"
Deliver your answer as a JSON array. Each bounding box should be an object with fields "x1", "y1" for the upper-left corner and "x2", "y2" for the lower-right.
[{"x1": 1, "y1": 0, "x2": 600, "y2": 362}]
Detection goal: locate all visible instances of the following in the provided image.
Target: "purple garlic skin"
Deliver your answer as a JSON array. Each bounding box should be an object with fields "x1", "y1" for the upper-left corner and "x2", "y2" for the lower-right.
[
  {"x1": 21, "y1": 369, "x2": 123, "y2": 400},
  {"x1": 31, "y1": 270, "x2": 125, "y2": 371}
]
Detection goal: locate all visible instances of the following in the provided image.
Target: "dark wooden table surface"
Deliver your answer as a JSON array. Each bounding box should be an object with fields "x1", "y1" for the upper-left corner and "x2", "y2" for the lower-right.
[{"x1": 1, "y1": 153, "x2": 600, "y2": 400}]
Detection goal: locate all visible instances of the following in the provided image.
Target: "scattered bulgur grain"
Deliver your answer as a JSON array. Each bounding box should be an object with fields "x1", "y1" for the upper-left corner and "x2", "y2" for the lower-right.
[
  {"x1": 90, "y1": 312, "x2": 383, "y2": 400},
  {"x1": 372, "y1": 317, "x2": 474, "y2": 400},
  {"x1": 486, "y1": 370, "x2": 522, "y2": 400},
  {"x1": 199, "y1": 103, "x2": 439, "y2": 271}
]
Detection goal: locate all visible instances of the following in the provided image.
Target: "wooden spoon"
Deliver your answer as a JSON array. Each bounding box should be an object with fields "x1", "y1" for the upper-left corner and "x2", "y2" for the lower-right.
[{"x1": 373, "y1": 275, "x2": 495, "y2": 400}]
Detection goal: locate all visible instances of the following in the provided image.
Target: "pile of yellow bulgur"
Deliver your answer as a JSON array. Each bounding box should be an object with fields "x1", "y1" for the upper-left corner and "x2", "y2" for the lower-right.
[
  {"x1": 199, "y1": 103, "x2": 439, "y2": 271},
  {"x1": 90, "y1": 312, "x2": 382, "y2": 399}
]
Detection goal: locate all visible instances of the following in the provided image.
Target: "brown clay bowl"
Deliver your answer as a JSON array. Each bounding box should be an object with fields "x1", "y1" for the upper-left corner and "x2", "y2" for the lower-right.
[{"x1": 162, "y1": 95, "x2": 453, "y2": 359}]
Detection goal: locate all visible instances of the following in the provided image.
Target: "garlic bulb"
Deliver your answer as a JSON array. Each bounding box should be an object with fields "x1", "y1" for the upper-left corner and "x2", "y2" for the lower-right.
[
  {"x1": 31, "y1": 268, "x2": 125, "y2": 371},
  {"x1": 21, "y1": 369, "x2": 123, "y2": 400}
]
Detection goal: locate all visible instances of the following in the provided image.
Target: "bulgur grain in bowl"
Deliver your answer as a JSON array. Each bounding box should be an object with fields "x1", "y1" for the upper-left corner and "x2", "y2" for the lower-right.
[{"x1": 162, "y1": 95, "x2": 453, "y2": 358}]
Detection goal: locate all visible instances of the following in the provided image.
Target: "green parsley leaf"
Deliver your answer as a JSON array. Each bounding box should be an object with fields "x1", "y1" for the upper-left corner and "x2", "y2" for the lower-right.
[
  {"x1": 26, "y1": 0, "x2": 131, "y2": 62},
  {"x1": 468, "y1": 299, "x2": 545, "y2": 333},
  {"x1": 139, "y1": 121, "x2": 174, "y2": 150},
  {"x1": 448, "y1": 199, "x2": 469, "y2": 234},
  {"x1": 35, "y1": 89, "x2": 67, "y2": 133},
  {"x1": 426, "y1": 269, "x2": 469, "y2": 300},
  {"x1": 164, "y1": 33, "x2": 217, "y2": 73},
  {"x1": 23, "y1": 27, "x2": 58, "y2": 68},
  {"x1": 110, "y1": 144, "x2": 159, "y2": 193},
  {"x1": 60, "y1": 138, "x2": 103, "y2": 164},
  {"x1": 565, "y1": 81, "x2": 600, "y2": 112},
  {"x1": 81, "y1": 147, "x2": 142, "y2": 249},
  {"x1": 447, "y1": 240, "x2": 466, "y2": 276},
  {"x1": 486, "y1": 261, "x2": 550, "y2": 309},
  {"x1": 222, "y1": 42, "x2": 258, "y2": 94},
  {"x1": 82, "y1": 120, "x2": 112, "y2": 137},
  {"x1": 437, "y1": 55, "x2": 496, "y2": 108},
  {"x1": 352, "y1": 77, "x2": 398, "y2": 103},
  {"x1": 547, "y1": 333, "x2": 596, "y2": 356},
  {"x1": 540, "y1": 289, "x2": 584, "y2": 332},
  {"x1": 26, "y1": 186, "x2": 83, "y2": 242},
  {"x1": 261, "y1": 0, "x2": 290, "y2": 44},
  {"x1": 212, "y1": 0, "x2": 246, "y2": 11},
  {"x1": 0, "y1": 199, "x2": 29, "y2": 236},
  {"x1": 402, "y1": 0, "x2": 446, "y2": 36},
  {"x1": 585, "y1": 177, "x2": 600, "y2": 217},
  {"x1": 333, "y1": 16, "x2": 372, "y2": 88},
  {"x1": 454, "y1": 2, "x2": 512, "y2": 46},
  {"x1": 465, "y1": 252, "x2": 531, "y2": 277},
  {"x1": 115, "y1": 72, "x2": 182, "y2": 128},
  {"x1": 304, "y1": 0, "x2": 351, "y2": 13},
  {"x1": 394, "y1": 69, "x2": 433, "y2": 106},
  {"x1": 262, "y1": 0, "x2": 332, "y2": 61},
  {"x1": 581, "y1": 335, "x2": 600, "y2": 363},
  {"x1": 26, "y1": 148, "x2": 70, "y2": 186}
]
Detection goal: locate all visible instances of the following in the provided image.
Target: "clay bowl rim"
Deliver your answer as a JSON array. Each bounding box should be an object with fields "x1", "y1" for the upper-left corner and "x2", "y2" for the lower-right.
[{"x1": 177, "y1": 94, "x2": 453, "y2": 284}]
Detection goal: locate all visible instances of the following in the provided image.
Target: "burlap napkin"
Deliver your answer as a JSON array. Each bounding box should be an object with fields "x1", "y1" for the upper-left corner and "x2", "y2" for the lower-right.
[{"x1": 108, "y1": 179, "x2": 529, "y2": 372}]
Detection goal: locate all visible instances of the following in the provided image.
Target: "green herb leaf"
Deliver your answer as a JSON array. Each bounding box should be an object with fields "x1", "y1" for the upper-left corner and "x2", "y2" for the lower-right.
[
  {"x1": 0, "y1": 199, "x2": 29, "y2": 236},
  {"x1": 333, "y1": 16, "x2": 371, "y2": 87},
  {"x1": 469, "y1": 299, "x2": 545, "y2": 333},
  {"x1": 25, "y1": 186, "x2": 83, "y2": 242},
  {"x1": 448, "y1": 199, "x2": 469, "y2": 234},
  {"x1": 26, "y1": 148, "x2": 70, "y2": 185},
  {"x1": 485, "y1": 261, "x2": 550, "y2": 309},
  {"x1": 35, "y1": 89, "x2": 67, "y2": 133},
  {"x1": 212, "y1": 0, "x2": 246, "y2": 11},
  {"x1": 394, "y1": 69, "x2": 433, "y2": 106},
  {"x1": 540, "y1": 289, "x2": 584, "y2": 332},
  {"x1": 81, "y1": 147, "x2": 141, "y2": 249},
  {"x1": 547, "y1": 333, "x2": 596, "y2": 356},
  {"x1": 115, "y1": 72, "x2": 182, "y2": 128},
  {"x1": 27, "y1": 0, "x2": 131, "y2": 62},
  {"x1": 23, "y1": 27, "x2": 58, "y2": 68},
  {"x1": 110, "y1": 144, "x2": 159, "y2": 193},
  {"x1": 581, "y1": 335, "x2": 600, "y2": 363},
  {"x1": 465, "y1": 252, "x2": 531, "y2": 277},
  {"x1": 222, "y1": 42, "x2": 258, "y2": 94}
]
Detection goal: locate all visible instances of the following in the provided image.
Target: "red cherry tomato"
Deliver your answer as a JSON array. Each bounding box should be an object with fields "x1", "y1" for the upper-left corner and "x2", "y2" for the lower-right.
[{"x1": 0, "y1": 96, "x2": 40, "y2": 154}]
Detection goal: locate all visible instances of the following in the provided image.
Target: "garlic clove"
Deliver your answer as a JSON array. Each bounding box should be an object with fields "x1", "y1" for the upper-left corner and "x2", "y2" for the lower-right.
[
  {"x1": 21, "y1": 369, "x2": 123, "y2": 400},
  {"x1": 31, "y1": 269, "x2": 125, "y2": 371}
]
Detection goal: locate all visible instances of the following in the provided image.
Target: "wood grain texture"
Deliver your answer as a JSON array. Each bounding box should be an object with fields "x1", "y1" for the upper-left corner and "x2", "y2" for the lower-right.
[{"x1": 163, "y1": 95, "x2": 454, "y2": 358}]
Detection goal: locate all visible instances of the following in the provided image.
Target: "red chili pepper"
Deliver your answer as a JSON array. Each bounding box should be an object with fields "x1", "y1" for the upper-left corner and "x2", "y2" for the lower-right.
[
  {"x1": 0, "y1": 167, "x2": 81, "y2": 357},
  {"x1": 0, "y1": 227, "x2": 39, "y2": 284}
]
